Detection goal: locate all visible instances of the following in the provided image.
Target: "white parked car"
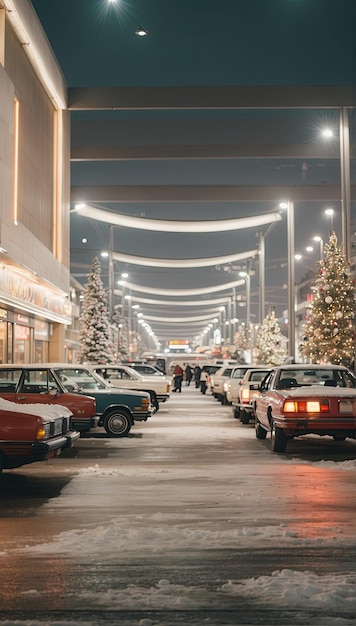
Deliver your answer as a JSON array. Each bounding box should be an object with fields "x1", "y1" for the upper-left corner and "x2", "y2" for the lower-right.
[
  {"x1": 223, "y1": 366, "x2": 262, "y2": 409},
  {"x1": 93, "y1": 364, "x2": 171, "y2": 411},
  {"x1": 209, "y1": 366, "x2": 235, "y2": 403},
  {"x1": 232, "y1": 367, "x2": 271, "y2": 423}
]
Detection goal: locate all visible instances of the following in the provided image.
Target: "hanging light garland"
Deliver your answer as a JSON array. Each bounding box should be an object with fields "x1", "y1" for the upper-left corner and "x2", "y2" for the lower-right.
[{"x1": 74, "y1": 204, "x2": 282, "y2": 233}]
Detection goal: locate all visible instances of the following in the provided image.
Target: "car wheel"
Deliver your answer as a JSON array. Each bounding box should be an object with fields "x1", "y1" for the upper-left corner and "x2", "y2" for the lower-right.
[
  {"x1": 240, "y1": 409, "x2": 250, "y2": 424},
  {"x1": 255, "y1": 420, "x2": 267, "y2": 440},
  {"x1": 150, "y1": 392, "x2": 159, "y2": 412},
  {"x1": 333, "y1": 435, "x2": 346, "y2": 441},
  {"x1": 103, "y1": 410, "x2": 132, "y2": 437},
  {"x1": 233, "y1": 406, "x2": 240, "y2": 419},
  {"x1": 271, "y1": 422, "x2": 288, "y2": 453},
  {"x1": 221, "y1": 394, "x2": 227, "y2": 405}
]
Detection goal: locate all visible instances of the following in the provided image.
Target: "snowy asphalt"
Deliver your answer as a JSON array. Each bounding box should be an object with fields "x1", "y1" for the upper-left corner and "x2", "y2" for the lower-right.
[{"x1": 0, "y1": 385, "x2": 356, "y2": 625}]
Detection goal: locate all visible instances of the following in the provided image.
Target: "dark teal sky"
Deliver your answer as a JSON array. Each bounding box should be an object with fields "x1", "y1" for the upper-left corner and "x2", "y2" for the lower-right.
[
  {"x1": 29, "y1": 0, "x2": 356, "y2": 325},
  {"x1": 32, "y1": 0, "x2": 356, "y2": 88}
]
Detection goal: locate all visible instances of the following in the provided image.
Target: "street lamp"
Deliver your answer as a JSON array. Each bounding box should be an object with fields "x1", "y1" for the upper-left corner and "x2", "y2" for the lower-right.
[
  {"x1": 325, "y1": 207, "x2": 334, "y2": 231},
  {"x1": 238, "y1": 271, "x2": 251, "y2": 331},
  {"x1": 321, "y1": 115, "x2": 351, "y2": 260},
  {"x1": 313, "y1": 236, "x2": 324, "y2": 259},
  {"x1": 279, "y1": 201, "x2": 295, "y2": 361}
]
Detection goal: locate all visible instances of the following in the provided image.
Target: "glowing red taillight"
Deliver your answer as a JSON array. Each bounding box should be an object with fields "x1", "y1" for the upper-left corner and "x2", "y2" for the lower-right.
[{"x1": 283, "y1": 399, "x2": 330, "y2": 413}]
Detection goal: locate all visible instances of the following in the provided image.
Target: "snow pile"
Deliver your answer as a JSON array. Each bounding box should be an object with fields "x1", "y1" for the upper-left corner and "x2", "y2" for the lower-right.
[
  {"x1": 289, "y1": 458, "x2": 356, "y2": 470},
  {"x1": 221, "y1": 568, "x2": 356, "y2": 611}
]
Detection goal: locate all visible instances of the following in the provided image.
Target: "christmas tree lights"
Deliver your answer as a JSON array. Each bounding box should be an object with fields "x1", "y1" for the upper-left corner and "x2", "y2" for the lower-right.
[
  {"x1": 253, "y1": 306, "x2": 287, "y2": 366},
  {"x1": 79, "y1": 257, "x2": 115, "y2": 364},
  {"x1": 300, "y1": 232, "x2": 356, "y2": 366}
]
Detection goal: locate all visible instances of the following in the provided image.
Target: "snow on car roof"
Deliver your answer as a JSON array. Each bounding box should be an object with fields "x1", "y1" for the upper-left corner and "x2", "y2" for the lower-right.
[
  {"x1": 0, "y1": 397, "x2": 72, "y2": 418},
  {"x1": 281, "y1": 386, "x2": 356, "y2": 397}
]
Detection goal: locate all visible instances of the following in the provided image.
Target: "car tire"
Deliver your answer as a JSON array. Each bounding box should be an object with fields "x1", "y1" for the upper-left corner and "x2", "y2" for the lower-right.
[
  {"x1": 271, "y1": 422, "x2": 288, "y2": 453},
  {"x1": 103, "y1": 410, "x2": 132, "y2": 437},
  {"x1": 240, "y1": 409, "x2": 250, "y2": 424},
  {"x1": 149, "y1": 392, "x2": 159, "y2": 412},
  {"x1": 233, "y1": 406, "x2": 240, "y2": 419},
  {"x1": 221, "y1": 394, "x2": 227, "y2": 405},
  {"x1": 255, "y1": 420, "x2": 267, "y2": 440},
  {"x1": 333, "y1": 435, "x2": 346, "y2": 441}
]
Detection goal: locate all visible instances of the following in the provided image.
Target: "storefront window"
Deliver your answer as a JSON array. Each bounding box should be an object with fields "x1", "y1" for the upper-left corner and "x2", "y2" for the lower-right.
[
  {"x1": 0, "y1": 320, "x2": 6, "y2": 363},
  {"x1": 14, "y1": 325, "x2": 30, "y2": 363},
  {"x1": 34, "y1": 320, "x2": 49, "y2": 363}
]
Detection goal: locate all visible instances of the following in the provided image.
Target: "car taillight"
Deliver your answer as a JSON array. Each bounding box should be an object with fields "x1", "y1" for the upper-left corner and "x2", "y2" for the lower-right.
[
  {"x1": 283, "y1": 400, "x2": 330, "y2": 413},
  {"x1": 142, "y1": 398, "x2": 150, "y2": 409},
  {"x1": 241, "y1": 388, "x2": 250, "y2": 403}
]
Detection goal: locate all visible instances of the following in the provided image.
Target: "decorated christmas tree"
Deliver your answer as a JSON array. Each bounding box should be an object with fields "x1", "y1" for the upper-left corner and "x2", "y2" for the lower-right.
[
  {"x1": 300, "y1": 232, "x2": 355, "y2": 366},
  {"x1": 233, "y1": 325, "x2": 250, "y2": 362},
  {"x1": 252, "y1": 306, "x2": 286, "y2": 365},
  {"x1": 79, "y1": 257, "x2": 115, "y2": 364}
]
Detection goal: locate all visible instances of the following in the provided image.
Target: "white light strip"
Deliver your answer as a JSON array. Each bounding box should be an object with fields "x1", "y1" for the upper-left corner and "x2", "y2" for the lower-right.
[
  {"x1": 113, "y1": 249, "x2": 258, "y2": 268},
  {"x1": 75, "y1": 205, "x2": 282, "y2": 233},
  {"x1": 114, "y1": 291, "x2": 232, "y2": 307},
  {"x1": 142, "y1": 313, "x2": 223, "y2": 323},
  {"x1": 143, "y1": 315, "x2": 220, "y2": 324},
  {"x1": 0, "y1": 292, "x2": 71, "y2": 325},
  {"x1": 118, "y1": 279, "x2": 245, "y2": 296}
]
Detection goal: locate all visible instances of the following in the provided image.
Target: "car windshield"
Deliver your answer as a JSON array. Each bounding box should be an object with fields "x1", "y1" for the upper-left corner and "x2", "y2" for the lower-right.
[
  {"x1": 249, "y1": 370, "x2": 270, "y2": 382},
  {"x1": 277, "y1": 368, "x2": 356, "y2": 389},
  {"x1": 55, "y1": 368, "x2": 107, "y2": 390},
  {"x1": 232, "y1": 368, "x2": 248, "y2": 379},
  {"x1": 134, "y1": 366, "x2": 163, "y2": 376}
]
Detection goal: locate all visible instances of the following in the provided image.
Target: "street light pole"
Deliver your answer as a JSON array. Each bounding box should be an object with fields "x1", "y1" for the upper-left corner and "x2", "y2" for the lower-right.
[
  {"x1": 280, "y1": 201, "x2": 295, "y2": 361},
  {"x1": 313, "y1": 236, "x2": 324, "y2": 260},
  {"x1": 339, "y1": 107, "x2": 351, "y2": 260},
  {"x1": 108, "y1": 224, "x2": 114, "y2": 319}
]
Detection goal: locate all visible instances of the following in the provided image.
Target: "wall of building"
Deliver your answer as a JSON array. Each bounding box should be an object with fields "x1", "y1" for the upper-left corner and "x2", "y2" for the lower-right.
[{"x1": 0, "y1": 3, "x2": 72, "y2": 362}]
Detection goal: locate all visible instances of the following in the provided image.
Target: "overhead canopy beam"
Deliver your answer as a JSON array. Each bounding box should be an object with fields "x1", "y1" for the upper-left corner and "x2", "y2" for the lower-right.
[
  {"x1": 71, "y1": 185, "x2": 354, "y2": 204},
  {"x1": 71, "y1": 142, "x2": 341, "y2": 161},
  {"x1": 68, "y1": 85, "x2": 355, "y2": 111}
]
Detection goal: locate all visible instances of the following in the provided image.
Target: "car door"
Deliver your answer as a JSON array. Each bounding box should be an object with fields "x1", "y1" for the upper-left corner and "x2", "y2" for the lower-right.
[
  {"x1": 14, "y1": 368, "x2": 62, "y2": 405},
  {"x1": 255, "y1": 370, "x2": 275, "y2": 428},
  {"x1": 101, "y1": 367, "x2": 134, "y2": 389}
]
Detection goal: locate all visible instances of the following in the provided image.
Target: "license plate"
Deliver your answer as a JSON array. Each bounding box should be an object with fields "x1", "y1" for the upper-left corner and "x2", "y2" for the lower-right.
[
  {"x1": 339, "y1": 401, "x2": 353, "y2": 414},
  {"x1": 54, "y1": 419, "x2": 63, "y2": 435}
]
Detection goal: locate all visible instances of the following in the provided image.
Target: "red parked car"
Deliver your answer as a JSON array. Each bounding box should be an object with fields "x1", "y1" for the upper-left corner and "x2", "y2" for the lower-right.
[
  {"x1": 0, "y1": 365, "x2": 97, "y2": 433},
  {"x1": 254, "y1": 364, "x2": 356, "y2": 453},
  {"x1": 0, "y1": 397, "x2": 79, "y2": 472}
]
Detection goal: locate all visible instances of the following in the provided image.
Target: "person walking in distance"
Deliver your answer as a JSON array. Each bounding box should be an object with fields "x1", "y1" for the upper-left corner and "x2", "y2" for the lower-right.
[
  {"x1": 173, "y1": 364, "x2": 183, "y2": 392},
  {"x1": 185, "y1": 363, "x2": 193, "y2": 386},
  {"x1": 200, "y1": 367, "x2": 208, "y2": 394},
  {"x1": 194, "y1": 365, "x2": 202, "y2": 388}
]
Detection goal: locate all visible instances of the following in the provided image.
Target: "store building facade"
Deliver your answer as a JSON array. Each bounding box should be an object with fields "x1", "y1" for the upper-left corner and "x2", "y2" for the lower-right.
[{"x1": 0, "y1": 1, "x2": 72, "y2": 362}]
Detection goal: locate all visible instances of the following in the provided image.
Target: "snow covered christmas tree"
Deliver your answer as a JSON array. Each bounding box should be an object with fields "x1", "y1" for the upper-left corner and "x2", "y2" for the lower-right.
[
  {"x1": 300, "y1": 232, "x2": 355, "y2": 366},
  {"x1": 79, "y1": 257, "x2": 115, "y2": 364},
  {"x1": 252, "y1": 306, "x2": 286, "y2": 366}
]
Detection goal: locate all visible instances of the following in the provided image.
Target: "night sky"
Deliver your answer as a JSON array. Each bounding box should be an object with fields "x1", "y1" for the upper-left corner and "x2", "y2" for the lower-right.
[{"x1": 30, "y1": 0, "x2": 356, "y2": 338}]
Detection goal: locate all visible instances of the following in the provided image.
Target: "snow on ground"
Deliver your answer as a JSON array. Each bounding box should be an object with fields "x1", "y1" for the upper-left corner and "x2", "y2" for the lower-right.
[{"x1": 1, "y1": 458, "x2": 354, "y2": 622}]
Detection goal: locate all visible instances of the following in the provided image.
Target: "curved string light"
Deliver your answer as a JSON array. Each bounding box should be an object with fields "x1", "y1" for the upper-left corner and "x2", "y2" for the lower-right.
[
  {"x1": 142, "y1": 313, "x2": 223, "y2": 323},
  {"x1": 118, "y1": 278, "x2": 245, "y2": 296},
  {"x1": 74, "y1": 204, "x2": 282, "y2": 233},
  {"x1": 114, "y1": 292, "x2": 233, "y2": 307},
  {"x1": 113, "y1": 249, "x2": 258, "y2": 268}
]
